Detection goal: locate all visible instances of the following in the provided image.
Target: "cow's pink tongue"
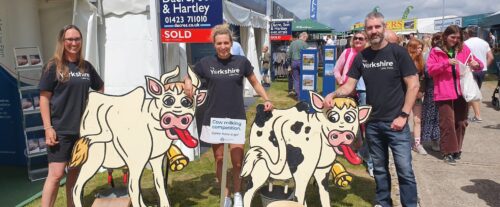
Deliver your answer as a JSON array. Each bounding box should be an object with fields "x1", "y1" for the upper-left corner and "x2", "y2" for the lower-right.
[
  {"x1": 340, "y1": 144, "x2": 362, "y2": 165},
  {"x1": 173, "y1": 128, "x2": 198, "y2": 148}
]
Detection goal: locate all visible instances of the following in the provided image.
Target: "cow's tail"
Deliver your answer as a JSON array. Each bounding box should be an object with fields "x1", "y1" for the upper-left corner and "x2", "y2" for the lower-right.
[
  {"x1": 241, "y1": 121, "x2": 288, "y2": 176},
  {"x1": 241, "y1": 147, "x2": 262, "y2": 177},
  {"x1": 69, "y1": 138, "x2": 90, "y2": 168}
]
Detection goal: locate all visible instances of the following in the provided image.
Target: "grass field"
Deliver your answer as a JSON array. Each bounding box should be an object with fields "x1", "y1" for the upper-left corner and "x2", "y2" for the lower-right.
[{"x1": 26, "y1": 77, "x2": 375, "y2": 207}]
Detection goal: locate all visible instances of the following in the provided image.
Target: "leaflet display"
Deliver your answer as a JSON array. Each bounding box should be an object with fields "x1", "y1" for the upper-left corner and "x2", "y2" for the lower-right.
[
  {"x1": 322, "y1": 45, "x2": 336, "y2": 96},
  {"x1": 299, "y1": 49, "x2": 318, "y2": 103}
]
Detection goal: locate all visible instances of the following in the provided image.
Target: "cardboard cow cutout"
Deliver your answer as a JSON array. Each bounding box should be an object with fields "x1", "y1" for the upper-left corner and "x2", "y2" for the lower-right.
[
  {"x1": 241, "y1": 91, "x2": 372, "y2": 207},
  {"x1": 69, "y1": 66, "x2": 206, "y2": 207}
]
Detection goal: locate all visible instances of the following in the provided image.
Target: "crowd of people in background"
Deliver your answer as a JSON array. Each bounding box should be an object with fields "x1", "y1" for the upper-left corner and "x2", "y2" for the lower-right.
[{"x1": 260, "y1": 11, "x2": 496, "y2": 207}]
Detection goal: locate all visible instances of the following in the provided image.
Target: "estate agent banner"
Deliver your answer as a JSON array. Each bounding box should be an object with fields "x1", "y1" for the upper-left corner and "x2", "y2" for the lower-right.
[
  {"x1": 159, "y1": 0, "x2": 223, "y2": 43},
  {"x1": 270, "y1": 20, "x2": 292, "y2": 41}
]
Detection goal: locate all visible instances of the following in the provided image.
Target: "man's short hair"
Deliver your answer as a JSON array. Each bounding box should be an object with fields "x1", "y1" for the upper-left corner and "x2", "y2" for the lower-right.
[
  {"x1": 466, "y1": 26, "x2": 478, "y2": 37},
  {"x1": 365, "y1": 11, "x2": 385, "y2": 25},
  {"x1": 300, "y1": 32, "x2": 308, "y2": 39}
]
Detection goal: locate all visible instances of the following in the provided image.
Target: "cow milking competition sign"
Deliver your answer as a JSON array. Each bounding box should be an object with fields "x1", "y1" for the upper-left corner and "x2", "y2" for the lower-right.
[
  {"x1": 159, "y1": 0, "x2": 223, "y2": 43},
  {"x1": 72, "y1": 68, "x2": 373, "y2": 207}
]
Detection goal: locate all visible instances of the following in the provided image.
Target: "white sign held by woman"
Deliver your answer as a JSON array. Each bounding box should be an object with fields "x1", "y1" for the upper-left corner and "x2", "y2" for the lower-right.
[{"x1": 208, "y1": 118, "x2": 246, "y2": 144}]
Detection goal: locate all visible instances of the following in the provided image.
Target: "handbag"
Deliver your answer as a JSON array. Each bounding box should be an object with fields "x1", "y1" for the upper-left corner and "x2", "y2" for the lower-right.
[{"x1": 458, "y1": 54, "x2": 482, "y2": 102}]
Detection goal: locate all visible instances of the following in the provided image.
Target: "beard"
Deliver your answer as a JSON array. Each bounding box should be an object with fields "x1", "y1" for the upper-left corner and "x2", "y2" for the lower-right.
[{"x1": 369, "y1": 32, "x2": 384, "y2": 45}]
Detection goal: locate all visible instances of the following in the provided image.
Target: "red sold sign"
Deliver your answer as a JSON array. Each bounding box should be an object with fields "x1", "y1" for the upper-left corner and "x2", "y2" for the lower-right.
[
  {"x1": 270, "y1": 35, "x2": 292, "y2": 41},
  {"x1": 161, "y1": 28, "x2": 212, "y2": 43}
]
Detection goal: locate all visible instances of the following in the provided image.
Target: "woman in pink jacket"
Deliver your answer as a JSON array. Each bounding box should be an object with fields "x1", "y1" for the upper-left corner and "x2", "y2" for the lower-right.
[{"x1": 426, "y1": 25, "x2": 483, "y2": 165}]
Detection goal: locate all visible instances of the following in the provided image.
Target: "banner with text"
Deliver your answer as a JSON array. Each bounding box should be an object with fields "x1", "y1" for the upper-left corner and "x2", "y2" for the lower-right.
[
  {"x1": 270, "y1": 21, "x2": 292, "y2": 41},
  {"x1": 159, "y1": 0, "x2": 223, "y2": 43},
  {"x1": 310, "y1": 0, "x2": 317, "y2": 20},
  {"x1": 434, "y1": 17, "x2": 462, "y2": 31},
  {"x1": 350, "y1": 19, "x2": 417, "y2": 32}
]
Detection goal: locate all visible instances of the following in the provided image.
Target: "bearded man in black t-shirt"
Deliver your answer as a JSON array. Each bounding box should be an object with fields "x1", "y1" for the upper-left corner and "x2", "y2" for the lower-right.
[{"x1": 325, "y1": 12, "x2": 420, "y2": 207}]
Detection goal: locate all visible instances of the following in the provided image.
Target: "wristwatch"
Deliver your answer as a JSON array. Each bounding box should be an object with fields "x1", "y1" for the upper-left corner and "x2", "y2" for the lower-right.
[{"x1": 399, "y1": 111, "x2": 410, "y2": 118}]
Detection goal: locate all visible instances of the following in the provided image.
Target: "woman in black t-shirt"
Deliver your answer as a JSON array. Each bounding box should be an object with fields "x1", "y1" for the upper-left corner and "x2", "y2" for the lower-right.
[
  {"x1": 39, "y1": 25, "x2": 104, "y2": 207},
  {"x1": 185, "y1": 24, "x2": 273, "y2": 207}
]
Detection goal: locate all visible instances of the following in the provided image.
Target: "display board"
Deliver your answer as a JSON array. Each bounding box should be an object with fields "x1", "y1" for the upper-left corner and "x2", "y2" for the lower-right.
[
  {"x1": 0, "y1": 64, "x2": 26, "y2": 166},
  {"x1": 299, "y1": 49, "x2": 318, "y2": 103},
  {"x1": 322, "y1": 45, "x2": 336, "y2": 97}
]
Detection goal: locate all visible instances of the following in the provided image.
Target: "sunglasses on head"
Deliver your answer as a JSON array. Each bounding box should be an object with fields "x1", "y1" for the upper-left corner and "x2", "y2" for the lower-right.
[{"x1": 353, "y1": 36, "x2": 365, "y2": 41}]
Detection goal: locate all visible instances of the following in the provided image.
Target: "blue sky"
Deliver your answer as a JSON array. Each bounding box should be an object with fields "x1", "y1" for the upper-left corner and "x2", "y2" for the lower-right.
[{"x1": 273, "y1": 0, "x2": 500, "y2": 31}]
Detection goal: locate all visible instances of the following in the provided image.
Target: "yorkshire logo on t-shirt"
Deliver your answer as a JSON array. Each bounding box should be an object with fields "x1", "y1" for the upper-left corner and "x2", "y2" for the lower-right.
[
  {"x1": 209, "y1": 66, "x2": 240, "y2": 77},
  {"x1": 69, "y1": 71, "x2": 91, "y2": 80},
  {"x1": 362, "y1": 60, "x2": 395, "y2": 70}
]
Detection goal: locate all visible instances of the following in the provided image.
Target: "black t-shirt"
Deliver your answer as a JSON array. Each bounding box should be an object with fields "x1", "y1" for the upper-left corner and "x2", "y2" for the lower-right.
[
  {"x1": 194, "y1": 55, "x2": 253, "y2": 125},
  {"x1": 348, "y1": 43, "x2": 417, "y2": 122},
  {"x1": 39, "y1": 61, "x2": 104, "y2": 135}
]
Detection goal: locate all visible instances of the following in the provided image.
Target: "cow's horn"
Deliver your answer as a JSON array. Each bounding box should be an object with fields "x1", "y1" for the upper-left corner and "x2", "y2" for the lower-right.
[
  {"x1": 161, "y1": 66, "x2": 181, "y2": 84},
  {"x1": 187, "y1": 65, "x2": 200, "y2": 89}
]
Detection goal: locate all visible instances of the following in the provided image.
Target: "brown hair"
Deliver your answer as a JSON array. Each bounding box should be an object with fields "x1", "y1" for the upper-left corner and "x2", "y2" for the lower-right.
[
  {"x1": 431, "y1": 32, "x2": 442, "y2": 48},
  {"x1": 407, "y1": 39, "x2": 424, "y2": 74},
  {"x1": 46, "y1": 25, "x2": 86, "y2": 82},
  {"x1": 211, "y1": 24, "x2": 234, "y2": 44},
  {"x1": 441, "y1": 25, "x2": 463, "y2": 53}
]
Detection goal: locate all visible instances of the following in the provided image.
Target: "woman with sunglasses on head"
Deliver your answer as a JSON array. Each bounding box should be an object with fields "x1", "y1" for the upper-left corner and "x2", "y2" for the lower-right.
[
  {"x1": 39, "y1": 25, "x2": 104, "y2": 207},
  {"x1": 427, "y1": 25, "x2": 482, "y2": 165},
  {"x1": 334, "y1": 31, "x2": 369, "y2": 88}
]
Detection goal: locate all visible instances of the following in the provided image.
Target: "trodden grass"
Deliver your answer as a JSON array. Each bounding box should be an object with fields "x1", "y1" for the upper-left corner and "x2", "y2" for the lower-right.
[{"x1": 25, "y1": 77, "x2": 375, "y2": 207}]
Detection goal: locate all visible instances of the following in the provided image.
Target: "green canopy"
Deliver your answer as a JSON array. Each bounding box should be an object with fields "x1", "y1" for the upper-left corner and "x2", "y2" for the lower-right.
[{"x1": 292, "y1": 19, "x2": 332, "y2": 33}]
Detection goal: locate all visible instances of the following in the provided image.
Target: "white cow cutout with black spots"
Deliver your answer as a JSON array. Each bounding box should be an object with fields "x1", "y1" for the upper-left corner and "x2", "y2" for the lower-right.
[{"x1": 241, "y1": 91, "x2": 372, "y2": 207}]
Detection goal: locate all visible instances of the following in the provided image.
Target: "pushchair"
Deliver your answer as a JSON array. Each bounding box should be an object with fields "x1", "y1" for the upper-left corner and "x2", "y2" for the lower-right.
[{"x1": 492, "y1": 80, "x2": 500, "y2": 110}]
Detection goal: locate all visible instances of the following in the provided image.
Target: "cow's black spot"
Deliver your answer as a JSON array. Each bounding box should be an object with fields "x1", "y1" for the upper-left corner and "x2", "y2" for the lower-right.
[
  {"x1": 256, "y1": 131, "x2": 263, "y2": 137},
  {"x1": 255, "y1": 104, "x2": 273, "y2": 127},
  {"x1": 247, "y1": 175, "x2": 253, "y2": 190},
  {"x1": 306, "y1": 137, "x2": 309, "y2": 141},
  {"x1": 295, "y1": 102, "x2": 309, "y2": 112},
  {"x1": 269, "y1": 131, "x2": 278, "y2": 147},
  {"x1": 321, "y1": 171, "x2": 330, "y2": 192},
  {"x1": 286, "y1": 144, "x2": 304, "y2": 174},
  {"x1": 290, "y1": 121, "x2": 304, "y2": 134},
  {"x1": 305, "y1": 126, "x2": 311, "y2": 134}
]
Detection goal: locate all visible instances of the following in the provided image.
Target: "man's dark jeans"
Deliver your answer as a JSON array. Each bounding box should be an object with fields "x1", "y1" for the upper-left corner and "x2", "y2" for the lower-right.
[{"x1": 366, "y1": 121, "x2": 418, "y2": 207}]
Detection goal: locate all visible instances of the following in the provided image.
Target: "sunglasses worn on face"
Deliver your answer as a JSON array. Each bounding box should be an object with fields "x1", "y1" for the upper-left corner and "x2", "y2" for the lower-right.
[
  {"x1": 353, "y1": 36, "x2": 365, "y2": 41},
  {"x1": 64, "y1": 38, "x2": 82, "y2": 43}
]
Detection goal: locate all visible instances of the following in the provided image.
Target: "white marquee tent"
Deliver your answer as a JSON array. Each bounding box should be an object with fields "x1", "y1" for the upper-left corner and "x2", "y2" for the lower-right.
[{"x1": 0, "y1": 0, "x2": 269, "y2": 160}]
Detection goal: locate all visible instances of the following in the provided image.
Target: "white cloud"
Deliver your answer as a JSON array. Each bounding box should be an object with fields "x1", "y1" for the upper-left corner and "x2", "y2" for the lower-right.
[{"x1": 273, "y1": 0, "x2": 500, "y2": 31}]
